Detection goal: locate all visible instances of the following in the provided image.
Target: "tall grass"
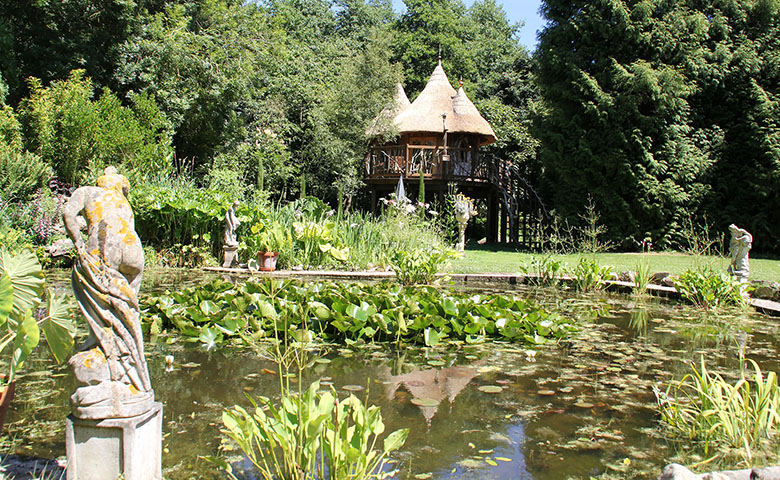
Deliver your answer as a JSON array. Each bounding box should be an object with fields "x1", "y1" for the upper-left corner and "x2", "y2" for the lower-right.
[{"x1": 656, "y1": 358, "x2": 780, "y2": 464}]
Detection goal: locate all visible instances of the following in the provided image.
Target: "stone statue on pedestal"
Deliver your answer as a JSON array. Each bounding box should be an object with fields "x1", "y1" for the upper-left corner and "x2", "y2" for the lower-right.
[
  {"x1": 223, "y1": 200, "x2": 240, "y2": 267},
  {"x1": 224, "y1": 200, "x2": 240, "y2": 247},
  {"x1": 727, "y1": 224, "x2": 752, "y2": 295},
  {"x1": 62, "y1": 166, "x2": 161, "y2": 480},
  {"x1": 454, "y1": 194, "x2": 477, "y2": 253}
]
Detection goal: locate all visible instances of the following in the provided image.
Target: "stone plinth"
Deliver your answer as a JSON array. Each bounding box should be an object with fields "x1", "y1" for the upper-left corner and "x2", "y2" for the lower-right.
[
  {"x1": 66, "y1": 402, "x2": 162, "y2": 480},
  {"x1": 223, "y1": 245, "x2": 239, "y2": 268}
]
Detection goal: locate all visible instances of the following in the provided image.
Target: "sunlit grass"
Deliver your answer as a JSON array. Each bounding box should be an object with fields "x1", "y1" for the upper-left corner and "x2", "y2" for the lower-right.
[{"x1": 449, "y1": 247, "x2": 780, "y2": 283}]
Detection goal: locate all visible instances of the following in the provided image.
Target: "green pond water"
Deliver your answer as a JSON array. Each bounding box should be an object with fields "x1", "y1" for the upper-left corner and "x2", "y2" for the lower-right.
[{"x1": 4, "y1": 270, "x2": 780, "y2": 479}]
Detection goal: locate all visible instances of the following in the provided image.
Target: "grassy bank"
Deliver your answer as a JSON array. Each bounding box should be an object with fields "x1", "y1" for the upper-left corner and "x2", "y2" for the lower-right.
[{"x1": 449, "y1": 247, "x2": 780, "y2": 283}]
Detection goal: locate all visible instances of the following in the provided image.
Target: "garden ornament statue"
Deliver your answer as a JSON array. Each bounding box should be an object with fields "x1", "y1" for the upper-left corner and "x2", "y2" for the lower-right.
[
  {"x1": 727, "y1": 223, "x2": 752, "y2": 296},
  {"x1": 62, "y1": 166, "x2": 162, "y2": 480},
  {"x1": 454, "y1": 194, "x2": 477, "y2": 253},
  {"x1": 224, "y1": 200, "x2": 240, "y2": 247},
  {"x1": 223, "y1": 200, "x2": 240, "y2": 268}
]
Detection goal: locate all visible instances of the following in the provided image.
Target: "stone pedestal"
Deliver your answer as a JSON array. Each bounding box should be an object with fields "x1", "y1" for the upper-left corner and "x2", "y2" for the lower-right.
[
  {"x1": 223, "y1": 245, "x2": 239, "y2": 268},
  {"x1": 66, "y1": 402, "x2": 163, "y2": 480}
]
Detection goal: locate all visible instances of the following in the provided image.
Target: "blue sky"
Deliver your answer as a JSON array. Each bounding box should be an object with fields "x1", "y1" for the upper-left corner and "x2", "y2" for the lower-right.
[{"x1": 390, "y1": 0, "x2": 545, "y2": 52}]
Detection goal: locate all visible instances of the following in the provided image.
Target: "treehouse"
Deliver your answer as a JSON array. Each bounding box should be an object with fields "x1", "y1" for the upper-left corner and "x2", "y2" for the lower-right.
[{"x1": 365, "y1": 60, "x2": 548, "y2": 245}]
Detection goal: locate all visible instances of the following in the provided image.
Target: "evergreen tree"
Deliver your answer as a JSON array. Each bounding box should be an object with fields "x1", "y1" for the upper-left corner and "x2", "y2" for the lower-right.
[{"x1": 535, "y1": 0, "x2": 715, "y2": 249}]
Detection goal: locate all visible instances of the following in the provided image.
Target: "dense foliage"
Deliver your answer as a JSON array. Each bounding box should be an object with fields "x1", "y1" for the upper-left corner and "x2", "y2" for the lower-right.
[
  {"x1": 1, "y1": 0, "x2": 778, "y2": 252},
  {"x1": 535, "y1": 0, "x2": 780, "y2": 252},
  {"x1": 142, "y1": 278, "x2": 574, "y2": 347}
]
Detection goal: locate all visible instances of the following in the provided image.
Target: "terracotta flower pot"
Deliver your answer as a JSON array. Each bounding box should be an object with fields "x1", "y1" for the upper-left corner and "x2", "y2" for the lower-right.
[
  {"x1": 0, "y1": 377, "x2": 16, "y2": 433},
  {"x1": 257, "y1": 251, "x2": 279, "y2": 272}
]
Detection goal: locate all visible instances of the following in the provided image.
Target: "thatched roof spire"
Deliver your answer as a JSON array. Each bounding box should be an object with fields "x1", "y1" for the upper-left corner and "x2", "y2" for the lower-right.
[
  {"x1": 366, "y1": 82, "x2": 411, "y2": 136},
  {"x1": 385, "y1": 61, "x2": 497, "y2": 146}
]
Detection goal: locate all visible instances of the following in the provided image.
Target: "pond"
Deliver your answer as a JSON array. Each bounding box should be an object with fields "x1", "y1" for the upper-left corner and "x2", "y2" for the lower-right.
[{"x1": 4, "y1": 271, "x2": 779, "y2": 479}]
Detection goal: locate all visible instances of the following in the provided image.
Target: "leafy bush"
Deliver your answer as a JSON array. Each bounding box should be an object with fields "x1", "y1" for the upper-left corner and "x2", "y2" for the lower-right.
[
  {"x1": 391, "y1": 247, "x2": 454, "y2": 285},
  {"x1": 656, "y1": 358, "x2": 780, "y2": 463},
  {"x1": 674, "y1": 269, "x2": 745, "y2": 309},
  {"x1": 142, "y1": 279, "x2": 574, "y2": 347},
  {"x1": 130, "y1": 179, "x2": 266, "y2": 256},
  {"x1": 0, "y1": 147, "x2": 51, "y2": 203},
  {"x1": 20, "y1": 70, "x2": 173, "y2": 185}
]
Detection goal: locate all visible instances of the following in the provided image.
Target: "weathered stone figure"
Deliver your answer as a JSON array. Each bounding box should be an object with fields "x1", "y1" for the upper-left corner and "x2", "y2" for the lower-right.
[
  {"x1": 224, "y1": 199, "x2": 240, "y2": 247},
  {"x1": 63, "y1": 166, "x2": 161, "y2": 480},
  {"x1": 454, "y1": 194, "x2": 476, "y2": 253},
  {"x1": 727, "y1": 224, "x2": 752, "y2": 282}
]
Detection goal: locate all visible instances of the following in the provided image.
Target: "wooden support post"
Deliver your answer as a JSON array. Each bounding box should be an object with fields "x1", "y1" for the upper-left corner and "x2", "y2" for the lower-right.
[{"x1": 487, "y1": 192, "x2": 498, "y2": 243}]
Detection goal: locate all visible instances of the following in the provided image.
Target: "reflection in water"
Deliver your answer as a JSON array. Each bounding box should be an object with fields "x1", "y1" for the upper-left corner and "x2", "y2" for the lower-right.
[
  {"x1": 8, "y1": 282, "x2": 780, "y2": 479},
  {"x1": 383, "y1": 363, "x2": 480, "y2": 426}
]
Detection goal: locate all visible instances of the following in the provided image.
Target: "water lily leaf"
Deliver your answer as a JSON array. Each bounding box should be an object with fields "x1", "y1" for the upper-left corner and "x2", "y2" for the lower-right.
[
  {"x1": 342, "y1": 384, "x2": 364, "y2": 392},
  {"x1": 495, "y1": 457, "x2": 512, "y2": 462},
  {"x1": 478, "y1": 385, "x2": 503, "y2": 394},
  {"x1": 427, "y1": 359, "x2": 445, "y2": 367},
  {"x1": 410, "y1": 397, "x2": 439, "y2": 407},
  {"x1": 485, "y1": 459, "x2": 498, "y2": 466},
  {"x1": 424, "y1": 327, "x2": 441, "y2": 347}
]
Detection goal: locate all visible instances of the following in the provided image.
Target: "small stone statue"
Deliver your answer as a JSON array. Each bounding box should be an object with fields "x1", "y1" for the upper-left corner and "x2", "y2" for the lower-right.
[
  {"x1": 454, "y1": 194, "x2": 477, "y2": 253},
  {"x1": 727, "y1": 224, "x2": 752, "y2": 281},
  {"x1": 62, "y1": 166, "x2": 154, "y2": 420},
  {"x1": 224, "y1": 200, "x2": 240, "y2": 247}
]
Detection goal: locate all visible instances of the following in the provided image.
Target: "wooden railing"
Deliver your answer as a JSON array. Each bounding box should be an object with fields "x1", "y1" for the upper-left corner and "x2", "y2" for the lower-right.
[{"x1": 365, "y1": 146, "x2": 488, "y2": 181}]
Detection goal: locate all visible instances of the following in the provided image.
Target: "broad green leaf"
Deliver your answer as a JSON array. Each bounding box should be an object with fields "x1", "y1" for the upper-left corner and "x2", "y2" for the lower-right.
[
  {"x1": 383, "y1": 428, "x2": 409, "y2": 452},
  {"x1": 199, "y1": 300, "x2": 219, "y2": 316},
  {"x1": 10, "y1": 310, "x2": 40, "y2": 381},
  {"x1": 0, "y1": 249, "x2": 44, "y2": 317},
  {"x1": 199, "y1": 327, "x2": 223, "y2": 347},
  {"x1": 42, "y1": 290, "x2": 76, "y2": 364},
  {"x1": 0, "y1": 273, "x2": 12, "y2": 324}
]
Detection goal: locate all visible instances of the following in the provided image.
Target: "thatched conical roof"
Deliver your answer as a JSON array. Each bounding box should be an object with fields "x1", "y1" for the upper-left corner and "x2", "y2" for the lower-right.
[
  {"x1": 366, "y1": 83, "x2": 411, "y2": 137},
  {"x1": 391, "y1": 60, "x2": 497, "y2": 146}
]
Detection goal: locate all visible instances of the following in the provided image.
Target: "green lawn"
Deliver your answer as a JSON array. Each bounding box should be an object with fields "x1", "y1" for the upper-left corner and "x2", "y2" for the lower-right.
[{"x1": 449, "y1": 246, "x2": 780, "y2": 283}]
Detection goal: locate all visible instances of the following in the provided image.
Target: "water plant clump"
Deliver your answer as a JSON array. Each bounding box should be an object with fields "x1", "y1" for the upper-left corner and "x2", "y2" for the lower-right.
[
  {"x1": 141, "y1": 279, "x2": 574, "y2": 347},
  {"x1": 655, "y1": 357, "x2": 780, "y2": 465},
  {"x1": 674, "y1": 269, "x2": 746, "y2": 309}
]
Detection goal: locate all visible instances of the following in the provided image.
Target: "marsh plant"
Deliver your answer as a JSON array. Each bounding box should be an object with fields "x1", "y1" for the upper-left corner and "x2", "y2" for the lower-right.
[
  {"x1": 390, "y1": 247, "x2": 454, "y2": 286},
  {"x1": 577, "y1": 197, "x2": 613, "y2": 254},
  {"x1": 633, "y1": 259, "x2": 652, "y2": 294},
  {"x1": 674, "y1": 269, "x2": 745, "y2": 309},
  {"x1": 570, "y1": 258, "x2": 611, "y2": 292},
  {"x1": 656, "y1": 358, "x2": 780, "y2": 464},
  {"x1": 208, "y1": 320, "x2": 408, "y2": 480},
  {"x1": 523, "y1": 255, "x2": 565, "y2": 286}
]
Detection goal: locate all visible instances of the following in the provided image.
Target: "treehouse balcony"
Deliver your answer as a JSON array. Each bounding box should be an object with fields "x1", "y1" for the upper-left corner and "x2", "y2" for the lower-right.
[{"x1": 365, "y1": 145, "x2": 492, "y2": 185}]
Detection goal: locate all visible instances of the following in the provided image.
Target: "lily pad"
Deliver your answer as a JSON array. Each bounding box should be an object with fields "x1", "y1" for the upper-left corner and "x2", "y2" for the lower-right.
[
  {"x1": 342, "y1": 385, "x2": 364, "y2": 392},
  {"x1": 410, "y1": 397, "x2": 440, "y2": 407},
  {"x1": 478, "y1": 385, "x2": 504, "y2": 394},
  {"x1": 537, "y1": 389, "x2": 556, "y2": 396}
]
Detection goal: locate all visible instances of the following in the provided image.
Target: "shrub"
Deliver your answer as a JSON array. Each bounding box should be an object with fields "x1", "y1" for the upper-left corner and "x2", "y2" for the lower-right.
[
  {"x1": 0, "y1": 148, "x2": 51, "y2": 203},
  {"x1": 20, "y1": 70, "x2": 173, "y2": 185}
]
